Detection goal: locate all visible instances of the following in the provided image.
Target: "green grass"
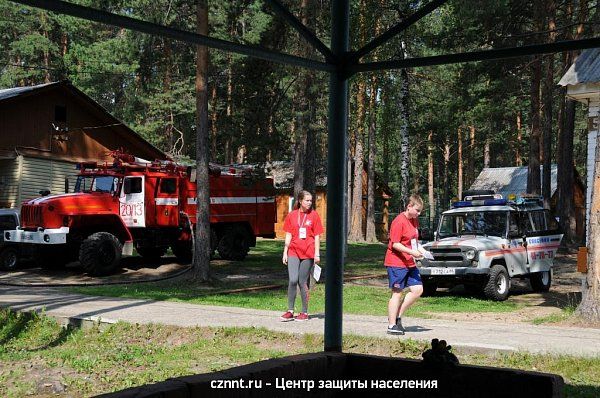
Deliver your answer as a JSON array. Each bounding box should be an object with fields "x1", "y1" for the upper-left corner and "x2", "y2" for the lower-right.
[
  {"x1": 69, "y1": 282, "x2": 519, "y2": 317},
  {"x1": 0, "y1": 309, "x2": 598, "y2": 397},
  {"x1": 68, "y1": 240, "x2": 520, "y2": 316},
  {"x1": 532, "y1": 305, "x2": 578, "y2": 325}
]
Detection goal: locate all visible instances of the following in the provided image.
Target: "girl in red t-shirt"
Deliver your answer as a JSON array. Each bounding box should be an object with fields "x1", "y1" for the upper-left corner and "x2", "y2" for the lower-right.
[{"x1": 280, "y1": 190, "x2": 323, "y2": 321}]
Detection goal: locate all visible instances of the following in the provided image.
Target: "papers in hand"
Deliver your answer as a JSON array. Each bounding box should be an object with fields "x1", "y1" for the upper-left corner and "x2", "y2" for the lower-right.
[
  {"x1": 313, "y1": 264, "x2": 322, "y2": 282},
  {"x1": 417, "y1": 244, "x2": 434, "y2": 260}
]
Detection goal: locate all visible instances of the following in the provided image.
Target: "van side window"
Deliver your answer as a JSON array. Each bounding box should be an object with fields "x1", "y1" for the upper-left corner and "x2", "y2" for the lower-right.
[
  {"x1": 530, "y1": 211, "x2": 547, "y2": 231},
  {"x1": 521, "y1": 213, "x2": 536, "y2": 234},
  {"x1": 159, "y1": 178, "x2": 177, "y2": 194},
  {"x1": 508, "y1": 212, "x2": 520, "y2": 237}
]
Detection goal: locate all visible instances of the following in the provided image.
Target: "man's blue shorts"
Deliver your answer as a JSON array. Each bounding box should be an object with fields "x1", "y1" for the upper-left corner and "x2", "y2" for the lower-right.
[{"x1": 386, "y1": 266, "x2": 422, "y2": 290}]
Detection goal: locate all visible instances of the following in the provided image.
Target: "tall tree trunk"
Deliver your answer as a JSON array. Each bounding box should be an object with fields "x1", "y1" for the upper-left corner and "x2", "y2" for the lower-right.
[
  {"x1": 457, "y1": 126, "x2": 463, "y2": 199},
  {"x1": 428, "y1": 130, "x2": 435, "y2": 231},
  {"x1": 542, "y1": 1, "x2": 556, "y2": 210},
  {"x1": 558, "y1": 0, "x2": 585, "y2": 244},
  {"x1": 225, "y1": 54, "x2": 234, "y2": 164},
  {"x1": 516, "y1": 111, "x2": 523, "y2": 166},
  {"x1": 365, "y1": 74, "x2": 378, "y2": 243},
  {"x1": 443, "y1": 136, "x2": 450, "y2": 209},
  {"x1": 484, "y1": 138, "x2": 490, "y2": 168},
  {"x1": 365, "y1": 5, "x2": 383, "y2": 243},
  {"x1": 382, "y1": 85, "x2": 390, "y2": 183},
  {"x1": 468, "y1": 125, "x2": 475, "y2": 188},
  {"x1": 210, "y1": 85, "x2": 218, "y2": 159},
  {"x1": 293, "y1": 0, "x2": 316, "y2": 198},
  {"x1": 192, "y1": 0, "x2": 210, "y2": 282},
  {"x1": 398, "y1": 45, "x2": 410, "y2": 206},
  {"x1": 349, "y1": 77, "x2": 367, "y2": 242},
  {"x1": 577, "y1": 131, "x2": 600, "y2": 321},
  {"x1": 528, "y1": 58, "x2": 542, "y2": 195}
]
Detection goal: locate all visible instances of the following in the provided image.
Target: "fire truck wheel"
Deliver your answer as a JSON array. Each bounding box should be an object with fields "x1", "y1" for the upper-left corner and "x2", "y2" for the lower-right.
[
  {"x1": 217, "y1": 225, "x2": 250, "y2": 261},
  {"x1": 172, "y1": 241, "x2": 193, "y2": 264},
  {"x1": 79, "y1": 232, "x2": 122, "y2": 276},
  {"x1": 136, "y1": 246, "x2": 167, "y2": 261},
  {"x1": 529, "y1": 270, "x2": 552, "y2": 292},
  {"x1": 483, "y1": 264, "x2": 510, "y2": 301},
  {"x1": 0, "y1": 247, "x2": 18, "y2": 271}
]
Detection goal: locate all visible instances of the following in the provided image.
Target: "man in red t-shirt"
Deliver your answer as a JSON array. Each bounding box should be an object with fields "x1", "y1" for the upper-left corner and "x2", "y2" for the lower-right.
[{"x1": 384, "y1": 194, "x2": 424, "y2": 335}]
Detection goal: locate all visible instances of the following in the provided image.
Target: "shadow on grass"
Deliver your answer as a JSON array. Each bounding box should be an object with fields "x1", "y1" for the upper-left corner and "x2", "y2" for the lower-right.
[
  {"x1": 0, "y1": 310, "x2": 33, "y2": 345},
  {"x1": 565, "y1": 384, "x2": 600, "y2": 398}
]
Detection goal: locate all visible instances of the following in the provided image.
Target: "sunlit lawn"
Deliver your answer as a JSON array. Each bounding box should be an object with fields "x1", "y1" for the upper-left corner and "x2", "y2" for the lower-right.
[{"x1": 70, "y1": 240, "x2": 520, "y2": 316}]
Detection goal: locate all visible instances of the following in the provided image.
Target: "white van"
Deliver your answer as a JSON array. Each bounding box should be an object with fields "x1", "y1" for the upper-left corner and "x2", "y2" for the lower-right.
[{"x1": 419, "y1": 194, "x2": 563, "y2": 301}]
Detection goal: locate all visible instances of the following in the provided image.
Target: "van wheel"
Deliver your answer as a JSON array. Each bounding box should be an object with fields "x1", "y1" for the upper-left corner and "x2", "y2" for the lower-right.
[
  {"x1": 483, "y1": 265, "x2": 510, "y2": 301},
  {"x1": 80, "y1": 232, "x2": 122, "y2": 276},
  {"x1": 530, "y1": 271, "x2": 552, "y2": 292},
  {"x1": 422, "y1": 278, "x2": 438, "y2": 296},
  {"x1": 0, "y1": 247, "x2": 18, "y2": 271},
  {"x1": 218, "y1": 225, "x2": 250, "y2": 261}
]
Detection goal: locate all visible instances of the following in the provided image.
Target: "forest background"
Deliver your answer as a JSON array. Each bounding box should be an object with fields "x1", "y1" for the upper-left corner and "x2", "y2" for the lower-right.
[{"x1": 0, "y1": 0, "x2": 597, "y2": 245}]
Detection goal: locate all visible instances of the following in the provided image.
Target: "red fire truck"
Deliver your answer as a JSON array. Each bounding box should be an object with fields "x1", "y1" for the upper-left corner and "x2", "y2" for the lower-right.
[{"x1": 5, "y1": 152, "x2": 276, "y2": 276}]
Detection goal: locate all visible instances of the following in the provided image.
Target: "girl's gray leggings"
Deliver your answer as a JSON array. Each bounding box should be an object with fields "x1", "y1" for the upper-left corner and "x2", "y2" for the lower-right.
[{"x1": 287, "y1": 257, "x2": 313, "y2": 313}]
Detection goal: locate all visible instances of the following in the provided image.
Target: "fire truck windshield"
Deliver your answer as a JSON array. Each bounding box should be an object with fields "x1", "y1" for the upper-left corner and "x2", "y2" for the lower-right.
[{"x1": 75, "y1": 176, "x2": 120, "y2": 194}]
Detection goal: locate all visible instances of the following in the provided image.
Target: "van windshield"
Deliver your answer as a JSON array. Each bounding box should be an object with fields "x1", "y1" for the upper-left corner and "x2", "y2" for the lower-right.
[
  {"x1": 438, "y1": 211, "x2": 508, "y2": 238},
  {"x1": 75, "y1": 176, "x2": 120, "y2": 194}
]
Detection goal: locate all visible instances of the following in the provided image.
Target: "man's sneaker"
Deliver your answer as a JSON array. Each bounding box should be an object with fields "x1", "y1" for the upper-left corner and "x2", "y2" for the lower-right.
[
  {"x1": 387, "y1": 324, "x2": 405, "y2": 335},
  {"x1": 280, "y1": 311, "x2": 294, "y2": 321},
  {"x1": 295, "y1": 312, "x2": 309, "y2": 321},
  {"x1": 396, "y1": 317, "x2": 406, "y2": 333}
]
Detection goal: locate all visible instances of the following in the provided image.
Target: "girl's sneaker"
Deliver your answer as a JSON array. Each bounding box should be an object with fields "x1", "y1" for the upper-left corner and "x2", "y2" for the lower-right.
[
  {"x1": 295, "y1": 313, "x2": 309, "y2": 321},
  {"x1": 280, "y1": 311, "x2": 295, "y2": 321}
]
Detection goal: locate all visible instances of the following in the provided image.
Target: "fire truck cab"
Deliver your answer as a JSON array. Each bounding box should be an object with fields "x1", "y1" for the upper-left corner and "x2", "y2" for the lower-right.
[{"x1": 5, "y1": 152, "x2": 276, "y2": 276}]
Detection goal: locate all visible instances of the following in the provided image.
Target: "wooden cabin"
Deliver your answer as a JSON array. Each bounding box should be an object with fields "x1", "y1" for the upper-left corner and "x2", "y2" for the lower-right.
[
  {"x1": 0, "y1": 81, "x2": 166, "y2": 208},
  {"x1": 469, "y1": 165, "x2": 586, "y2": 241},
  {"x1": 266, "y1": 161, "x2": 393, "y2": 241}
]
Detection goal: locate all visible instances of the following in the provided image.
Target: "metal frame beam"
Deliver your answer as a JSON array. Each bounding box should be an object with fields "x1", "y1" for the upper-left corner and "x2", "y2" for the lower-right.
[
  {"x1": 349, "y1": 0, "x2": 448, "y2": 63},
  {"x1": 351, "y1": 37, "x2": 600, "y2": 73},
  {"x1": 11, "y1": 0, "x2": 333, "y2": 72},
  {"x1": 264, "y1": 0, "x2": 336, "y2": 63},
  {"x1": 325, "y1": 0, "x2": 349, "y2": 353}
]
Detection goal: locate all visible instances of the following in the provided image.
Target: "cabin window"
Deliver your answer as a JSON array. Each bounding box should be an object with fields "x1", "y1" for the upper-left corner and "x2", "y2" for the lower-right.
[{"x1": 54, "y1": 105, "x2": 67, "y2": 122}]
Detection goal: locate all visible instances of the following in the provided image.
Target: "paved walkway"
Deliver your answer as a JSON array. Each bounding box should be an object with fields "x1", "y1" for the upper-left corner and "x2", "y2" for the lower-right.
[{"x1": 1, "y1": 285, "x2": 599, "y2": 358}]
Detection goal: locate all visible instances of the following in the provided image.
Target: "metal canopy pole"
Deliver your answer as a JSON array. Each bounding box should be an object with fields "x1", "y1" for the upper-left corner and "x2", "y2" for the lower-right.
[
  {"x1": 264, "y1": 0, "x2": 336, "y2": 64},
  {"x1": 352, "y1": 36, "x2": 600, "y2": 73},
  {"x1": 349, "y1": 0, "x2": 447, "y2": 63},
  {"x1": 324, "y1": 0, "x2": 349, "y2": 353}
]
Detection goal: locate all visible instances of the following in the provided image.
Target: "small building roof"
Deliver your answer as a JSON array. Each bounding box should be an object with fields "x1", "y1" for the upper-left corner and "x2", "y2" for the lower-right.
[
  {"x1": 0, "y1": 82, "x2": 57, "y2": 101},
  {"x1": 558, "y1": 48, "x2": 600, "y2": 86},
  {"x1": 469, "y1": 165, "x2": 558, "y2": 199},
  {"x1": 265, "y1": 161, "x2": 328, "y2": 189},
  {"x1": 0, "y1": 80, "x2": 167, "y2": 161}
]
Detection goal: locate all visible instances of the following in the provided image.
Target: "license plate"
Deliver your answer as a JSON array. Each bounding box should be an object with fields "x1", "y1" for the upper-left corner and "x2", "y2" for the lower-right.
[{"x1": 430, "y1": 268, "x2": 455, "y2": 275}]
